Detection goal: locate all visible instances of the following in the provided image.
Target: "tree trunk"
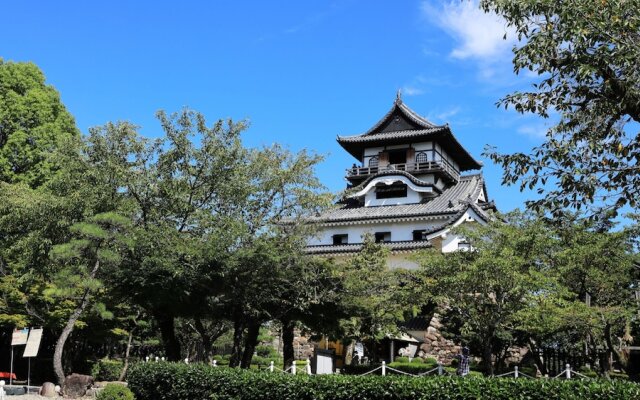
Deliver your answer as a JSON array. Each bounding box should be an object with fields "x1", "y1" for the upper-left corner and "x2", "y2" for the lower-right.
[
  {"x1": 118, "y1": 330, "x2": 134, "y2": 381},
  {"x1": 604, "y1": 322, "x2": 628, "y2": 372},
  {"x1": 229, "y1": 317, "x2": 245, "y2": 368},
  {"x1": 482, "y1": 338, "x2": 494, "y2": 376},
  {"x1": 155, "y1": 312, "x2": 181, "y2": 361},
  {"x1": 281, "y1": 318, "x2": 295, "y2": 370},
  {"x1": 528, "y1": 338, "x2": 548, "y2": 376},
  {"x1": 53, "y1": 260, "x2": 100, "y2": 386},
  {"x1": 194, "y1": 317, "x2": 212, "y2": 362},
  {"x1": 240, "y1": 321, "x2": 261, "y2": 369}
]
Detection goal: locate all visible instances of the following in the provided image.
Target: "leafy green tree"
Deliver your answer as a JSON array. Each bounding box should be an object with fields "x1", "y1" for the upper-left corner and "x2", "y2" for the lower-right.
[
  {"x1": 337, "y1": 234, "x2": 415, "y2": 347},
  {"x1": 482, "y1": 0, "x2": 640, "y2": 216},
  {"x1": 88, "y1": 112, "x2": 248, "y2": 361},
  {"x1": 0, "y1": 59, "x2": 79, "y2": 187},
  {"x1": 49, "y1": 212, "x2": 132, "y2": 384},
  {"x1": 551, "y1": 216, "x2": 637, "y2": 375},
  {"x1": 224, "y1": 236, "x2": 340, "y2": 369},
  {"x1": 416, "y1": 213, "x2": 555, "y2": 375}
]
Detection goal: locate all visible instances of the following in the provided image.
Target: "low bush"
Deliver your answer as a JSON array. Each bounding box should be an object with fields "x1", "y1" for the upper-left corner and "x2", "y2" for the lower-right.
[
  {"x1": 211, "y1": 355, "x2": 230, "y2": 366},
  {"x1": 388, "y1": 361, "x2": 439, "y2": 375},
  {"x1": 96, "y1": 383, "x2": 134, "y2": 400},
  {"x1": 251, "y1": 355, "x2": 280, "y2": 367},
  {"x1": 92, "y1": 359, "x2": 124, "y2": 381},
  {"x1": 394, "y1": 356, "x2": 410, "y2": 363},
  {"x1": 256, "y1": 345, "x2": 279, "y2": 358},
  {"x1": 424, "y1": 357, "x2": 438, "y2": 365},
  {"x1": 128, "y1": 362, "x2": 640, "y2": 400}
]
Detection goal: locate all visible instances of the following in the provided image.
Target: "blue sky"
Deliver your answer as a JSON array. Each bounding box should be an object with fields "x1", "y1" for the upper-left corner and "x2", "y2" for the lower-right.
[{"x1": 1, "y1": 0, "x2": 550, "y2": 211}]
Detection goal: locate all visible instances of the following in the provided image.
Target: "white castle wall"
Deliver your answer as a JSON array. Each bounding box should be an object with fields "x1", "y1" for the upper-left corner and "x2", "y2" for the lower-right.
[{"x1": 308, "y1": 218, "x2": 449, "y2": 246}]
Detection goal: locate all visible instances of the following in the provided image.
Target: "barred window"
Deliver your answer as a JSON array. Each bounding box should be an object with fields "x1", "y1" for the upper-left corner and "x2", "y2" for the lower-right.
[
  {"x1": 416, "y1": 152, "x2": 428, "y2": 163},
  {"x1": 369, "y1": 156, "x2": 379, "y2": 168}
]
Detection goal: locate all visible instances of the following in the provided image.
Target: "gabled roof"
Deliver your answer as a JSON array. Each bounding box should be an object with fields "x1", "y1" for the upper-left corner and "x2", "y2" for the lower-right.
[
  {"x1": 361, "y1": 93, "x2": 440, "y2": 135},
  {"x1": 336, "y1": 96, "x2": 482, "y2": 170},
  {"x1": 311, "y1": 173, "x2": 489, "y2": 226}
]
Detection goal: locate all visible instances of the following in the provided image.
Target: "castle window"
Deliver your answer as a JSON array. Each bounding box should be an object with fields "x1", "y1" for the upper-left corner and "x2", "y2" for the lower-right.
[
  {"x1": 332, "y1": 234, "x2": 348, "y2": 245},
  {"x1": 375, "y1": 232, "x2": 391, "y2": 243},
  {"x1": 412, "y1": 230, "x2": 427, "y2": 241},
  {"x1": 375, "y1": 183, "x2": 407, "y2": 199},
  {"x1": 368, "y1": 156, "x2": 379, "y2": 168},
  {"x1": 415, "y1": 151, "x2": 428, "y2": 164},
  {"x1": 388, "y1": 149, "x2": 407, "y2": 165}
]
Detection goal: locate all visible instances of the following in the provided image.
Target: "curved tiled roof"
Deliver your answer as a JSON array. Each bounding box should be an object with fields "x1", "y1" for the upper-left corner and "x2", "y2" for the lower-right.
[
  {"x1": 338, "y1": 127, "x2": 447, "y2": 143},
  {"x1": 349, "y1": 170, "x2": 441, "y2": 193},
  {"x1": 305, "y1": 239, "x2": 433, "y2": 255},
  {"x1": 336, "y1": 98, "x2": 482, "y2": 170},
  {"x1": 311, "y1": 174, "x2": 488, "y2": 225}
]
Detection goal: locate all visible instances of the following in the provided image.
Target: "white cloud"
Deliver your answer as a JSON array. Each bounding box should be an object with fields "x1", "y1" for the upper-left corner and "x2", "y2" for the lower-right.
[
  {"x1": 427, "y1": 106, "x2": 461, "y2": 123},
  {"x1": 517, "y1": 124, "x2": 548, "y2": 140},
  {"x1": 402, "y1": 86, "x2": 425, "y2": 96},
  {"x1": 422, "y1": 1, "x2": 515, "y2": 61}
]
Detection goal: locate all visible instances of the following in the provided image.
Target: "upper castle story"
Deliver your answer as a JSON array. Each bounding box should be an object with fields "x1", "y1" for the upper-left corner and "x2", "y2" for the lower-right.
[{"x1": 336, "y1": 92, "x2": 483, "y2": 208}]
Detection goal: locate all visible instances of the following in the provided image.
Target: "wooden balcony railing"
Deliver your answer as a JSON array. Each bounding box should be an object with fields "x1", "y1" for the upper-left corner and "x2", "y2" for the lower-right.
[{"x1": 346, "y1": 161, "x2": 460, "y2": 182}]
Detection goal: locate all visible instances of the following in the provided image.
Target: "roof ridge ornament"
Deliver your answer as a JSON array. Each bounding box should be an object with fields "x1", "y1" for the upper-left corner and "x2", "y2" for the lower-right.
[{"x1": 395, "y1": 89, "x2": 402, "y2": 104}]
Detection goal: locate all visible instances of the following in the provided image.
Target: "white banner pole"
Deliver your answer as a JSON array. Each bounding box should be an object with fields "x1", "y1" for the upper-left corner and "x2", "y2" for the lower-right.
[{"x1": 9, "y1": 348, "x2": 13, "y2": 386}]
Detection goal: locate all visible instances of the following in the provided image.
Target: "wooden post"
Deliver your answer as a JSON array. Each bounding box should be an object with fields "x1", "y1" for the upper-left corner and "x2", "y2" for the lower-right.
[
  {"x1": 389, "y1": 341, "x2": 395, "y2": 363},
  {"x1": 514, "y1": 366, "x2": 519, "y2": 378},
  {"x1": 213, "y1": 360, "x2": 217, "y2": 367},
  {"x1": 382, "y1": 361, "x2": 386, "y2": 376},
  {"x1": 565, "y1": 364, "x2": 571, "y2": 379},
  {"x1": 269, "y1": 361, "x2": 274, "y2": 372},
  {"x1": 438, "y1": 364, "x2": 443, "y2": 375},
  {"x1": 306, "y1": 359, "x2": 312, "y2": 375},
  {"x1": 291, "y1": 362, "x2": 296, "y2": 375}
]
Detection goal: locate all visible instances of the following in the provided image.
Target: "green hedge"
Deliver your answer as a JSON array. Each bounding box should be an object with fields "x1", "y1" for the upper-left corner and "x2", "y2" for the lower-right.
[
  {"x1": 128, "y1": 362, "x2": 640, "y2": 400},
  {"x1": 92, "y1": 359, "x2": 125, "y2": 381},
  {"x1": 96, "y1": 383, "x2": 135, "y2": 400}
]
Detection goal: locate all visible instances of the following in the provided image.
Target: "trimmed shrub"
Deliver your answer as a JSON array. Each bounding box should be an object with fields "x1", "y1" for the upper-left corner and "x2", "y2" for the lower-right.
[
  {"x1": 424, "y1": 357, "x2": 438, "y2": 366},
  {"x1": 96, "y1": 383, "x2": 134, "y2": 400},
  {"x1": 394, "y1": 356, "x2": 410, "y2": 363},
  {"x1": 388, "y1": 362, "x2": 439, "y2": 375},
  {"x1": 92, "y1": 359, "x2": 124, "y2": 381},
  {"x1": 256, "y1": 345, "x2": 278, "y2": 358},
  {"x1": 128, "y1": 362, "x2": 640, "y2": 400}
]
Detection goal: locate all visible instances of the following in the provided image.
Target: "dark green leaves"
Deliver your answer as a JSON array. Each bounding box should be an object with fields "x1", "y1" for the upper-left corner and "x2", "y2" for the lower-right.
[
  {"x1": 128, "y1": 362, "x2": 640, "y2": 400},
  {"x1": 481, "y1": 0, "x2": 640, "y2": 216}
]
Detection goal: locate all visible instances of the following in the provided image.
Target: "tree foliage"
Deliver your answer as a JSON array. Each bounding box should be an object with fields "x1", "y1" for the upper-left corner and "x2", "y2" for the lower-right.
[
  {"x1": 416, "y1": 212, "x2": 554, "y2": 375},
  {"x1": 337, "y1": 234, "x2": 415, "y2": 342},
  {"x1": 0, "y1": 59, "x2": 79, "y2": 187},
  {"x1": 482, "y1": 0, "x2": 640, "y2": 216},
  {"x1": 417, "y1": 210, "x2": 639, "y2": 376}
]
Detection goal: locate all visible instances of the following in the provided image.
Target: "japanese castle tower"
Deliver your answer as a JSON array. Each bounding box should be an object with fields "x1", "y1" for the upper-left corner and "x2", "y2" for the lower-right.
[{"x1": 306, "y1": 93, "x2": 495, "y2": 267}]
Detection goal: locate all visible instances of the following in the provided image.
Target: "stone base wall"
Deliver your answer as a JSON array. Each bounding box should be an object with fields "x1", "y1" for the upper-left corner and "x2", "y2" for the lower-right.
[
  {"x1": 416, "y1": 313, "x2": 528, "y2": 366},
  {"x1": 275, "y1": 316, "x2": 528, "y2": 366},
  {"x1": 292, "y1": 332, "x2": 315, "y2": 360},
  {"x1": 270, "y1": 328, "x2": 316, "y2": 360},
  {"x1": 416, "y1": 314, "x2": 460, "y2": 365}
]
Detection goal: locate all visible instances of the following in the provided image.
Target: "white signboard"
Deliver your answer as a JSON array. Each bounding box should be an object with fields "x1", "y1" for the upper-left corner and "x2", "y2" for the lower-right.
[
  {"x1": 23, "y1": 328, "x2": 43, "y2": 357},
  {"x1": 11, "y1": 328, "x2": 29, "y2": 346},
  {"x1": 355, "y1": 342, "x2": 364, "y2": 358}
]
